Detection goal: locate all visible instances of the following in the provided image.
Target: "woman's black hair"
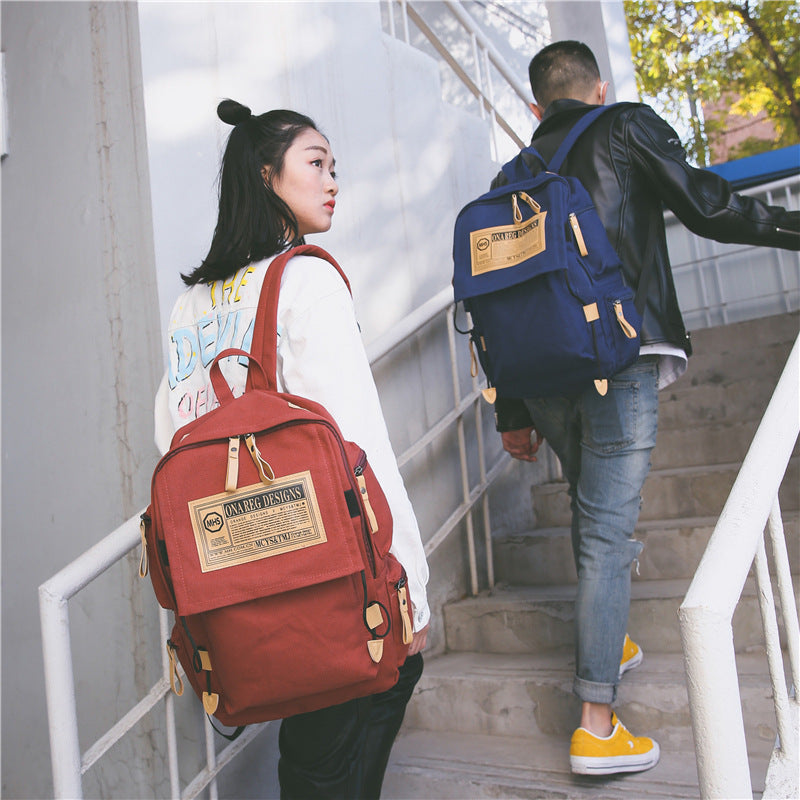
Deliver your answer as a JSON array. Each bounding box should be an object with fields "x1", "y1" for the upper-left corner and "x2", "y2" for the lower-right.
[{"x1": 182, "y1": 100, "x2": 320, "y2": 285}]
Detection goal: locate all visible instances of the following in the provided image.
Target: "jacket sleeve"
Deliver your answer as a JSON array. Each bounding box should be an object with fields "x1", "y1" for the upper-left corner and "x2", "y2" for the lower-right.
[{"x1": 626, "y1": 107, "x2": 800, "y2": 250}]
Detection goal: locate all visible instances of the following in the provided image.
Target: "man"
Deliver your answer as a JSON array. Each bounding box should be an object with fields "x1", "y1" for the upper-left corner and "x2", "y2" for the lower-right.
[{"x1": 492, "y1": 40, "x2": 799, "y2": 776}]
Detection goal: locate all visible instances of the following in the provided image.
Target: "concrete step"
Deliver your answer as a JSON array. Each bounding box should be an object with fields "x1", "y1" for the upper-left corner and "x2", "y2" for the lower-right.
[
  {"x1": 650, "y1": 418, "x2": 797, "y2": 470},
  {"x1": 494, "y1": 513, "x2": 800, "y2": 586},
  {"x1": 442, "y1": 580, "x2": 797, "y2": 657},
  {"x1": 677, "y1": 333, "x2": 795, "y2": 391},
  {"x1": 685, "y1": 312, "x2": 798, "y2": 365},
  {"x1": 383, "y1": 727, "x2": 707, "y2": 799},
  {"x1": 657, "y1": 373, "x2": 792, "y2": 431},
  {"x1": 531, "y1": 459, "x2": 799, "y2": 529},
  {"x1": 669, "y1": 311, "x2": 796, "y2": 359},
  {"x1": 387, "y1": 652, "x2": 775, "y2": 796}
]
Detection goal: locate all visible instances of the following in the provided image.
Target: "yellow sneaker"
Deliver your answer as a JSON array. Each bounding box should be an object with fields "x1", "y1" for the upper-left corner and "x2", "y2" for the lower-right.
[
  {"x1": 570, "y1": 713, "x2": 660, "y2": 775},
  {"x1": 618, "y1": 633, "x2": 643, "y2": 678}
]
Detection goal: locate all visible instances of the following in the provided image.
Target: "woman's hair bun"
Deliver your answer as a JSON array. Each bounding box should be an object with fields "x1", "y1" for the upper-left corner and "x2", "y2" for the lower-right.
[{"x1": 217, "y1": 99, "x2": 253, "y2": 126}]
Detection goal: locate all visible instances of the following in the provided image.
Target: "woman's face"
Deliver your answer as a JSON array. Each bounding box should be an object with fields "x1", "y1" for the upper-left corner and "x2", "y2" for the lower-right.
[{"x1": 270, "y1": 128, "x2": 338, "y2": 238}]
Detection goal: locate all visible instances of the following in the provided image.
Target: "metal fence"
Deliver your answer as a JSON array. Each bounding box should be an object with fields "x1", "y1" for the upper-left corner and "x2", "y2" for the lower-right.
[
  {"x1": 383, "y1": 0, "x2": 532, "y2": 161},
  {"x1": 669, "y1": 175, "x2": 800, "y2": 331}
]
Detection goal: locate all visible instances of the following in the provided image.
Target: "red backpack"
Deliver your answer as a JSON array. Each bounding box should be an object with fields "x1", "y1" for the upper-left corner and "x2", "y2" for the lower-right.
[{"x1": 140, "y1": 245, "x2": 413, "y2": 728}]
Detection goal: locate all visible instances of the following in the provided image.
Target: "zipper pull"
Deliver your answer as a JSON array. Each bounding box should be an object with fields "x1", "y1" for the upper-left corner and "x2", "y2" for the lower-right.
[
  {"x1": 166, "y1": 641, "x2": 184, "y2": 697},
  {"x1": 138, "y1": 515, "x2": 149, "y2": 578},
  {"x1": 225, "y1": 436, "x2": 240, "y2": 492},
  {"x1": 613, "y1": 300, "x2": 638, "y2": 339},
  {"x1": 244, "y1": 434, "x2": 275, "y2": 485},
  {"x1": 569, "y1": 212, "x2": 588, "y2": 256},
  {"x1": 517, "y1": 190, "x2": 541, "y2": 214},
  {"x1": 468, "y1": 339, "x2": 478, "y2": 378},
  {"x1": 354, "y1": 464, "x2": 379, "y2": 534},
  {"x1": 397, "y1": 580, "x2": 414, "y2": 645},
  {"x1": 512, "y1": 193, "x2": 522, "y2": 224}
]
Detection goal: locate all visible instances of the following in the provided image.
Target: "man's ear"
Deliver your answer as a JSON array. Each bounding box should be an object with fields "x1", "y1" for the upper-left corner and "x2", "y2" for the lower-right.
[
  {"x1": 529, "y1": 101, "x2": 545, "y2": 121},
  {"x1": 599, "y1": 80, "x2": 609, "y2": 105}
]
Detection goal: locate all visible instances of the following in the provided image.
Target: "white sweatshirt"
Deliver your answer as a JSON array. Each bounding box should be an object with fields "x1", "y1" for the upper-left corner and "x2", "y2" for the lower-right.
[{"x1": 154, "y1": 252, "x2": 430, "y2": 631}]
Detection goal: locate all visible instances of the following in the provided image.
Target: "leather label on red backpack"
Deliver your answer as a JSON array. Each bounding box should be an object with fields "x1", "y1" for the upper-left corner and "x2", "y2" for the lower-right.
[{"x1": 187, "y1": 470, "x2": 328, "y2": 572}]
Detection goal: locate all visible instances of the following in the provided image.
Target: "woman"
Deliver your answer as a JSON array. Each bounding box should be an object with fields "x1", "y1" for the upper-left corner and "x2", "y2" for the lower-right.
[{"x1": 154, "y1": 100, "x2": 430, "y2": 799}]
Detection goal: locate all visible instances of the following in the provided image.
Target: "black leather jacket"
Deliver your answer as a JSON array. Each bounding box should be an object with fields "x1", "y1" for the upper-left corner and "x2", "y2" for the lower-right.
[{"x1": 492, "y1": 99, "x2": 800, "y2": 431}]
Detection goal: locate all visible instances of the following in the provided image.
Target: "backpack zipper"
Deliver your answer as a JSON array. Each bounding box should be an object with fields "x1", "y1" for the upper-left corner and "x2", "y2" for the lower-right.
[
  {"x1": 612, "y1": 300, "x2": 638, "y2": 339},
  {"x1": 353, "y1": 453, "x2": 379, "y2": 536},
  {"x1": 396, "y1": 576, "x2": 414, "y2": 645},
  {"x1": 569, "y1": 212, "x2": 588, "y2": 256}
]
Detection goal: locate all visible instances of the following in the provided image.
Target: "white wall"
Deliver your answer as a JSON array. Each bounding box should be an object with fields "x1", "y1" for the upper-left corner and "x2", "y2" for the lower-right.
[
  {"x1": 141, "y1": 0, "x2": 497, "y2": 353},
  {"x1": 546, "y1": 0, "x2": 638, "y2": 103},
  {"x1": 1, "y1": 3, "x2": 164, "y2": 798},
  {"x1": 0, "y1": 1, "x2": 633, "y2": 796}
]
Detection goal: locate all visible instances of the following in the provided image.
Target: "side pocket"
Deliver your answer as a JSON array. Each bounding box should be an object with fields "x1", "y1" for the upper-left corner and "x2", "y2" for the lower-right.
[
  {"x1": 142, "y1": 510, "x2": 177, "y2": 611},
  {"x1": 595, "y1": 291, "x2": 640, "y2": 378},
  {"x1": 345, "y1": 443, "x2": 394, "y2": 560}
]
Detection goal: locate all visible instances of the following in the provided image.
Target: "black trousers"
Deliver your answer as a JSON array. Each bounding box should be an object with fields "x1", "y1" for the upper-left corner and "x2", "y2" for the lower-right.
[{"x1": 278, "y1": 653, "x2": 424, "y2": 800}]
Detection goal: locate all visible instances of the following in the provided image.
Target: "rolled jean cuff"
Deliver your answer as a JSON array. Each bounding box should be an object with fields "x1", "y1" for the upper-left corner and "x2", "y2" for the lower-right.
[{"x1": 573, "y1": 674, "x2": 616, "y2": 705}]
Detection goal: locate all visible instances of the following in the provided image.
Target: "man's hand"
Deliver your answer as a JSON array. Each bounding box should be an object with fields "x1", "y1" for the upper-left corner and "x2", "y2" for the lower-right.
[{"x1": 501, "y1": 426, "x2": 544, "y2": 462}]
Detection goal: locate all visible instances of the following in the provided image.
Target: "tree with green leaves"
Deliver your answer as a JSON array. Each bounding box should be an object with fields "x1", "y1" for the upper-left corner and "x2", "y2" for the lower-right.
[{"x1": 624, "y1": 1, "x2": 800, "y2": 165}]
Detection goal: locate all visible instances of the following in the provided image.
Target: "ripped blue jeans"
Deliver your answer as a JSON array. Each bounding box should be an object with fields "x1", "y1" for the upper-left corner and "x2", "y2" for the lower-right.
[{"x1": 524, "y1": 356, "x2": 659, "y2": 704}]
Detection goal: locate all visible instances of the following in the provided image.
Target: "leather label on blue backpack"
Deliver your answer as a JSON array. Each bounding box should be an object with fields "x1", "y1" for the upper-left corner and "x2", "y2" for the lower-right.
[
  {"x1": 188, "y1": 470, "x2": 328, "y2": 572},
  {"x1": 470, "y1": 210, "x2": 547, "y2": 276}
]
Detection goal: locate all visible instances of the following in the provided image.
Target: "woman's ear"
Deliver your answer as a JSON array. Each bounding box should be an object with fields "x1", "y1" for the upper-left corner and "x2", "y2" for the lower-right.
[{"x1": 261, "y1": 165, "x2": 270, "y2": 184}]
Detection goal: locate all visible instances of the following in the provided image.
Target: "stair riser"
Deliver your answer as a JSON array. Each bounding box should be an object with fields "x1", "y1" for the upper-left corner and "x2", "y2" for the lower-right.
[
  {"x1": 651, "y1": 421, "x2": 759, "y2": 470},
  {"x1": 680, "y1": 312, "x2": 797, "y2": 356},
  {"x1": 532, "y1": 462, "x2": 799, "y2": 528},
  {"x1": 658, "y1": 379, "x2": 789, "y2": 431},
  {"x1": 494, "y1": 518, "x2": 800, "y2": 585},
  {"x1": 443, "y1": 592, "x2": 796, "y2": 656},
  {"x1": 403, "y1": 669, "x2": 778, "y2": 746}
]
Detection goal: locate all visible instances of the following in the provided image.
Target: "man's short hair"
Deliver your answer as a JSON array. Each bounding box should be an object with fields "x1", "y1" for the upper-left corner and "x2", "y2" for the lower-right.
[{"x1": 528, "y1": 41, "x2": 600, "y2": 108}]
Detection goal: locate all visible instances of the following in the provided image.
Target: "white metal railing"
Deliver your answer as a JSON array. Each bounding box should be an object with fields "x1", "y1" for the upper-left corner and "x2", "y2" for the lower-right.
[
  {"x1": 39, "y1": 282, "x2": 506, "y2": 799},
  {"x1": 383, "y1": 0, "x2": 531, "y2": 159},
  {"x1": 679, "y1": 333, "x2": 800, "y2": 799}
]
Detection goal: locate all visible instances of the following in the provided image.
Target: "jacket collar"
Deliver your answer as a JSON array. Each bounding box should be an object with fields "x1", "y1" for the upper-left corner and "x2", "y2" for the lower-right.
[
  {"x1": 532, "y1": 99, "x2": 601, "y2": 143},
  {"x1": 542, "y1": 98, "x2": 591, "y2": 121}
]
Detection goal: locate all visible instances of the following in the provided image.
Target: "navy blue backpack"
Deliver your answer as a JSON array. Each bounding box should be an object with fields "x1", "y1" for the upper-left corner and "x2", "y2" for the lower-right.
[{"x1": 453, "y1": 104, "x2": 648, "y2": 399}]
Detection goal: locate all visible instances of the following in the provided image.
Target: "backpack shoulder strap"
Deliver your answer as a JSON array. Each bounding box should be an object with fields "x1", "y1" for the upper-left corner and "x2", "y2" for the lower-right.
[
  {"x1": 246, "y1": 244, "x2": 351, "y2": 392},
  {"x1": 500, "y1": 147, "x2": 546, "y2": 184},
  {"x1": 501, "y1": 102, "x2": 642, "y2": 182}
]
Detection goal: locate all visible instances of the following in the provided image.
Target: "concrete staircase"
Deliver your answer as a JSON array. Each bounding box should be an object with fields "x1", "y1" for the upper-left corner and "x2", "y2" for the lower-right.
[{"x1": 383, "y1": 312, "x2": 799, "y2": 799}]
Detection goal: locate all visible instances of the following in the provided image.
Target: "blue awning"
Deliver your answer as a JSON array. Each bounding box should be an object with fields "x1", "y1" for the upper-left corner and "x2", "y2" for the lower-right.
[{"x1": 706, "y1": 144, "x2": 800, "y2": 190}]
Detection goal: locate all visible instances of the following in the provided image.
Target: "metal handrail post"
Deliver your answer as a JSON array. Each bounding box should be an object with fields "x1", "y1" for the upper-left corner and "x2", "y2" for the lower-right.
[
  {"x1": 767, "y1": 500, "x2": 800, "y2": 694},
  {"x1": 447, "y1": 305, "x2": 479, "y2": 595},
  {"x1": 400, "y1": 0, "x2": 410, "y2": 45},
  {"x1": 753, "y1": 533, "x2": 796, "y2": 764},
  {"x1": 385, "y1": 0, "x2": 396, "y2": 39},
  {"x1": 40, "y1": 585, "x2": 84, "y2": 799},
  {"x1": 679, "y1": 612, "x2": 752, "y2": 798},
  {"x1": 680, "y1": 333, "x2": 800, "y2": 797},
  {"x1": 160, "y1": 607, "x2": 181, "y2": 799}
]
